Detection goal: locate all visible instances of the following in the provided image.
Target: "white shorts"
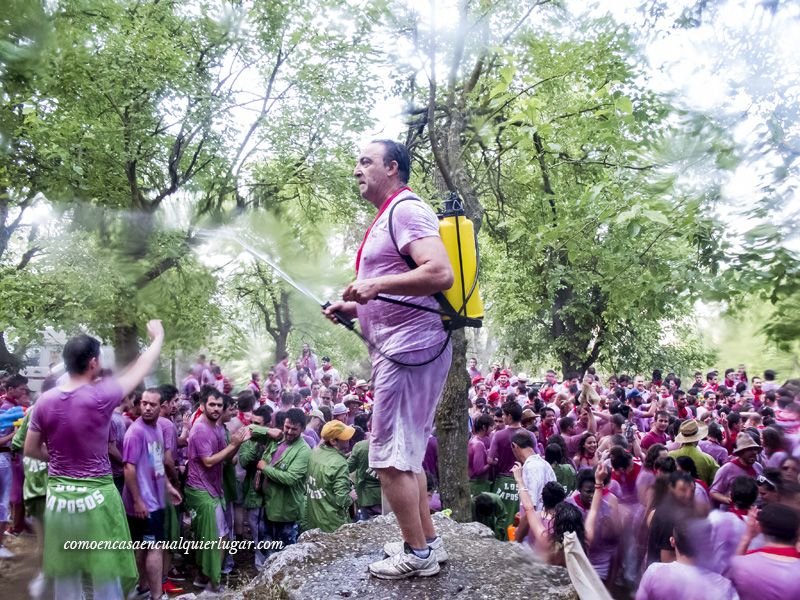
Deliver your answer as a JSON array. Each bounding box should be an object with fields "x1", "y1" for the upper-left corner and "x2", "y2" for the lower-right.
[{"x1": 368, "y1": 343, "x2": 452, "y2": 473}]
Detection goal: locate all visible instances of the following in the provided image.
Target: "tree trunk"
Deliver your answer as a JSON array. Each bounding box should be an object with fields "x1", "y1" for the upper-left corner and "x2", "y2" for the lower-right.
[
  {"x1": 0, "y1": 331, "x2": 22, "y2": 373},
  {"x1": 435, "y1": 329, "x2": 472, "y2": 521},
  {"x1": 113, "y1": 323, "x2": 139, "y2": 369},
  {"x1": 273, "y1": 330, "x2": 289, "y2": 366}
]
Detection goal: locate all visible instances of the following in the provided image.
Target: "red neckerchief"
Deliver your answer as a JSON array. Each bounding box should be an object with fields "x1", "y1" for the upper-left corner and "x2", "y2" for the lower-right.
[
  {"x1": 724, "y1": 378, "x2": 735, "y2": 388},
  {"x1": 238, "y1": 411, "x2": 251, "y2": 426},
  {"x1": 746, "y1": 546, "x2": 800, "y2": 558},
  {"x1": 322, "y1": 364, "x2": 331, "y2": 371},
  {"x1": 732, "y1": 457, "x2": 758, "y2": 478},
  {"x1": 571, "y1": 489, "x2": 609, "y2": 510},
  {"x1": 355, "y1": 186, "x2": 411, "y2": 274},
  {"x1": 729, "y1": 506, "x2": 748, "y2": 520},
  {"x1": 612, "y1": 462, "x2": 641, "y2": 495},
  {"x1": 678, "y1": 405, "x2": 689, "y2": 419}
]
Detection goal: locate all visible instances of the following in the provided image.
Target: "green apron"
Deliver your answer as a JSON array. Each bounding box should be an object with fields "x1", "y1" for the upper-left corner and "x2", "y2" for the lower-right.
[
  {"x1": 469, "y1": 478, "x2": 493, "y2": 497},
  {"x1": 184, "y1": 485, "x2": 223, "y2": 585},
  {"x1": 43, "y1": 475, "x2": 137, "y2": 591},
  {"x1": 492, "y1": 474, "x2": 519, "y2": 541}
]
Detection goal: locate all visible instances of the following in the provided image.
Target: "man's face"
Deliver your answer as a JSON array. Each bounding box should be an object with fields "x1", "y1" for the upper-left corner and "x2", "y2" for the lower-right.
[
  {"x1": 634, "y1": 377, "x2": 645, "y2": 390},
  {"x1": 140, "y1": 391, "x2": 161, "y2": 423},
  {"x1": 330, "y1": 437, "x2": 349, "y2": 452},
  {"x1": 546, "y1": 373, "x2": 556, "y2": 384},
  {"x1": 354, "y1": 142, "x2": 394, "y2": 203},
  {"x1": 251, "y1": 414, "x2": 265, "y2": 427},
  {"x1": 695, "y1": 374, "x2": 703, "y2": 384},
  {"x1": 579, "y1": 409, "x2": 590, "y2": 425},
  {"x1": 319, "y1": 390, "x2": 332, "y2": 405},
  {"x1": 311, "y1": 383, "x2": 320, "y2": 397},
  {"x1": 475, "y1": 384, "x2": 486, "y2": 397},
  {"x1": 303, "y1": 344, "x2": 309, "y2": 353},
  {"x1": 655, "y1": 415, "x2": 669, "y2": 433},
  {"x1": 468, "y1": 358, "x2": 477, "y2": 368},
  {"x1": 671, "y1": 480, "x2": 695, "y2": 505},
  {"x1": 493, "y1": 414, "x2": 504, "y2": 431},
  {"x1": 668, "y1": 380, "x2": 677, "y2": 391},
  {"x1": 5, "y1": 384, "x2": 26, "y2": 402},
  {"x1": 676, "y1": 395, "x2": 687, "y2": 408},
  {"x1": 222, "y1": 402, "x2": 237, "y2": 423},
  {"x1": 752, "y1": 378, "x2": 762, "y2": 390},
  {"x1": 283, "y1": 419, "x2": 302, "y2": 444},
  {"x1": 706, "y1": 396, "x2": 717, "y2": 409},
  {"x1": 160, "y1": 398, "x2": 174, "y2": 417},
  {"x1": 203, "y1": 395, "x2": 224, "y2": 422},
  {"x1": 544, "y1": 411, "x2": 556, "y2": 426},
  {"x1": 578, "y1": 480, "x2": 595, "y2": 507},
  {"x1": 498, "y1": 388, "x2": 509, "y2": 400},
  {"x1": 738, "y1": 447, "x2": 759, "y2": 465},
  {"x1": 498, "y1": 375, "x2": 508, "y2": 385}
]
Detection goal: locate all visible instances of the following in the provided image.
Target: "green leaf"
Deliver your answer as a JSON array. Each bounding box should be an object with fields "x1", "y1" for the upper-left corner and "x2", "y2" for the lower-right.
[{"x1": 642, "y1": 209, "x2": 669, "y2": 225}]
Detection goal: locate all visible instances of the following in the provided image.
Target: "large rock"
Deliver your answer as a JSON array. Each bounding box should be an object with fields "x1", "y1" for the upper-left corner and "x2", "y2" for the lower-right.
[{"x1": 226, "y1": 513, "x2": 577, "y2": 600}]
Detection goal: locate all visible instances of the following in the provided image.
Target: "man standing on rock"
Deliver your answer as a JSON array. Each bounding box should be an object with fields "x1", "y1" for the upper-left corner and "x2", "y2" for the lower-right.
[{"x1": 324, "y1": 139, "x2": 454, "y2": 579}]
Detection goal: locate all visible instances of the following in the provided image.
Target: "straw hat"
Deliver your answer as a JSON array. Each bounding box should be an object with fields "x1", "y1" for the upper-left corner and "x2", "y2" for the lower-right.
[
  {"x1": 675, "y1": 419, "x2": 708, "y2": 444},
  {"x1": 732, "y1": 432, "x2": 762, "y2": 455}
]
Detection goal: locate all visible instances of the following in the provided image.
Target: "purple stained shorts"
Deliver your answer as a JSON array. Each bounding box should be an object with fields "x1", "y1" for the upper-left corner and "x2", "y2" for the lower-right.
[{"x1": 368, "y1": 343, "x2": 452, "y2": 473}]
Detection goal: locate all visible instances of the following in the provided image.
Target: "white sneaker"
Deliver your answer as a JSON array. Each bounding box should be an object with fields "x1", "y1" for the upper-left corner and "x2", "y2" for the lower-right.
[
  {"x1": 383, "y1": 536, "x2": 448, "y2": 563},
  {"x1": 0, "y1": 545, "x2": 14, "y2": 559},
  {"x1": 28, "y1": 571, "x2": 46, "y2": 599},
  {"x1": 369, "y1": 544, "x2": 440, "y2": 579}
]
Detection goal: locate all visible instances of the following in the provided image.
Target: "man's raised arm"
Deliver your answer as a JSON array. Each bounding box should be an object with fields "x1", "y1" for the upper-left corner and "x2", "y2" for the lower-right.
[{"x1": 117, "y1": 320, "x2": 165, "y2": 397}]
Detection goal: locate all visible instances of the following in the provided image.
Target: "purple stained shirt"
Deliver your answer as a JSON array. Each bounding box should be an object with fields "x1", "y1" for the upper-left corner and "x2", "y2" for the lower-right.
[
  {"x1": 489, "y1": 427, "x2": 536, "y2": 476},
  {"x1": 157, "y1": 416, "x2": 178, "y2": 455},
  {"x1": 699, "y1": 440, "x2": 729, "y2": 466},
  {"x1": 109, "y1": 412, "x2": 127, "y2": 478},
  {"x1": 468, "y1": 436, "x2": 489, "y2": 480},
  {"x1": 636, "y1": 561, "x2": 739, "y2": 600},
  {"x1": 302, "y1": 430, "x2": 319, "y2": 449},
  {"x1": 30, "y1": 378, "x2": 123, "y2": 478},
  {"x1": 708, "y1": 509, "x2": 747, "y2": 574},
  {"x1": 764, "y1": 450, "x2": 787, "y2": 469},
  {"x1": 566, "y1": 493, "x2": 618, "y2": 580},
  {"x1": 422, "y1": 435, "x2": 438, "y2": 481},
  {"x1": 355, "y1": 189, "x2": 449, "y2": 356},
  {"x1": 640, "y1": 431, "x2": 667, "y2": 450},
  {"x1": 709, "y1": 460, "x2": 763, "y2": 499},
  {"x1": 727, "y1": 552, "x2": 800, "y2": 600},
  {"x1": 635, "y1": 468, "x2": 657, "y2": 506},
  {"x1": 122, "y1": 418, "x2": 166, "y2": 514},
  {"x1": 186, "y1": 418, "x2": 227, "y2": 497}
]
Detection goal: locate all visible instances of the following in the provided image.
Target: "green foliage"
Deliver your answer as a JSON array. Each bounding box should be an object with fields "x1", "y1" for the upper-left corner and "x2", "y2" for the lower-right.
[{"x1": 390, "y1": 4, "x2": 731, "y2": 376}]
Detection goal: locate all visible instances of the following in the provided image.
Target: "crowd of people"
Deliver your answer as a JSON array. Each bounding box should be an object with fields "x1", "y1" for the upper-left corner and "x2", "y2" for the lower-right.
[
  {"x1": 465, "y1": 363, "x2": 800, "y2": 599},
  {"x1": 0, "y1": 341, "x2": 798, "y2": 599}
]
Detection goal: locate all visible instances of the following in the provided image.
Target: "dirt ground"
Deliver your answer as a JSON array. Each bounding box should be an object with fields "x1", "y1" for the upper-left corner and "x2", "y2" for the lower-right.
[
  {"x1": 0, "y1": 533, "x2": 40, "y2": 600},
  {"x1": 0, "y1": 531, "x2": 260, "y2": 599}
]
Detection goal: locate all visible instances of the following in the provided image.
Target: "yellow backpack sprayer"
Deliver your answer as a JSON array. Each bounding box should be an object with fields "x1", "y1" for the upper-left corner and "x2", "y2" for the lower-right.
[{"x1": 374, "y1": 192, "x2": 484, "y2": 331}]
